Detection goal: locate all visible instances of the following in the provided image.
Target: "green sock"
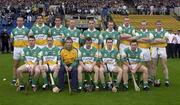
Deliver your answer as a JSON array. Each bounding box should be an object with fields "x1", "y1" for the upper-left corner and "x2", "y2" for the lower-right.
[
  {"x1": 78, "y1": 82, "x2": 82, "y2": 87},
  {"x1": 102, "y1": 82, "x2": 106, "y2": 87},
  {"x1": 94, "y1": 81, "x2": 98, "y2": 86},
  {"x1": 43, "y1": 77, "x2": 48, "y2": 85},
  {"x1": 19, "y1": 78, "x2": 24, "y2": 85}
]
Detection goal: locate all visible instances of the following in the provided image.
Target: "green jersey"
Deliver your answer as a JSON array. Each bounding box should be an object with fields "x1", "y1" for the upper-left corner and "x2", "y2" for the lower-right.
[
  {"x1": 99, "y1": 48, "x2": 120, "y2": 65},
  {"x1": 118, "y1": 24, "x2": 136, "y2": 35},
  {"x1": 136, "y1": 29, "x2": 152, "y2": 48},
  {"x1": 123, "y1": 47, "x2": 143, "y2": 63},
  {"x1": 22, "y1": 46, "x2": 42, "y2": 65},
  {"x1": 50, "y1": 25, "x2": 67, "y2": 47},
  {"x1": 118, "y1": 24, "x2": 136, "y2": 45},
  {"x1": 65, "y1": 27, "x2": 82, "y2": 49},
  {"x1": 83, "y1": 28, "x2": 101, "y2": 49},
  {"x1": 79, "y1": 46, "x2": 98, "y2": 64},
  {"x1": 100, "y1": 29, "x2": 120, "y2": 49},
  {"x1": 29, "y1": 24, "x2": 50, "y2": 46},
  {"x1": 151, "y1": 29, "x2": 169, "y2": 47},
  {"x1": 41, "y1": 46, "x2": 60, "y2": 65},
  {"x1": 11, "y1": 26, "x2": 29, "y2": 47}
]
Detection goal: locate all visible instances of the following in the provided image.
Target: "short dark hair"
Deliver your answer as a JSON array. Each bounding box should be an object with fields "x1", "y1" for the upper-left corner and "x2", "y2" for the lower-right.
[
  {"x1": 65, "y1": 37, "x2": 73, "y2": 42},
  {"x1": 55, "y1": 16, "x2": 62, "y2": 20},
  {"x1": 17, "y1": 16, "x2": 24, "y2": 21},
  {"x1": 156, "y1": 20, "x2": 162, "y2": 24},
  {"x1": 28, "y1": 35, "x2": 35, "y2": 40},
  {"x1": 130, "y1": 39, "x2": 138, "y2": 45},
  {"x1": 36, "y1": 15, "x2": 43, "y2": 19},
  {"x1": 85, "y1": 37, "x2": 92, "y2": 42},
  {"x1": 106, "y1": 37, "x2": 113, "y2": 43}
]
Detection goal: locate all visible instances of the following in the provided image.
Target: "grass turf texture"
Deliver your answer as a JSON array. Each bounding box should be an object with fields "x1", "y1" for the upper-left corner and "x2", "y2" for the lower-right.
[{"x1": 0, "y1": 54, "x2": 180, "y2": 105}]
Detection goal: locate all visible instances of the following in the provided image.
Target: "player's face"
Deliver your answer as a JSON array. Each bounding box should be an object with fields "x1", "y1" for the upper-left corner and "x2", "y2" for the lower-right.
[
  {"x1": 141, "y1": 22, "x2": 147, "y2": 30},
  {"x1": 85, "y1": 41, "x2": 92, "y2": 48},
  {"x1": 88, "y1": 20, "x2": 95, "y2": 29},
  {"x1": 16, "y1": 18, "x2": 24, "y2": 27},
  {"x1": 124, "y1": 18, "x2": 130, "y2": 27},
  {"x1": 108, "y1": 22, "x2": 114, "y2": 30},
  {"x1": 36, "y1": 16, "x2": 44, "y2": 24},
  {"x1": 65, "y1": 40, "x2": 73, "y2": 48},
  {"x1": 156, "y1": 22, "x2": 162, "y2": 30},
  {"x1": 28, "y1": 38, "x2": 35, "y2": 47},
  {"x1": 69, "y1": 20, "x2": 76, "y2": 29},
  {"x1": 55, "y1": 18, "x2": 61, "y2": 26},
  {"x1": 47, "y1": 37, "x2": 53, "y2": 46},
  {"x1": 107, "y1": 40, "x2": 113, "y2": 48},
  {"x1": 130, "y1": 42, "x2": 138, "y2": 51}
]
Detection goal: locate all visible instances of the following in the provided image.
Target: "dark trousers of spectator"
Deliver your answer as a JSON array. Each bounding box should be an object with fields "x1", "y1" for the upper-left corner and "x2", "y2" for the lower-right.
[
  {"x1": 175, "y1": 44, "x2": 180, "y2": 58},
  {"x1": 1, "y1": 42, "x2": 9, "y2": 53},
  {"x1": 58, "y1": 64, "x2": 78, "y2": 90},
  {"x1": 167, "y1": 43, "x2": 175, "y2": 58}
]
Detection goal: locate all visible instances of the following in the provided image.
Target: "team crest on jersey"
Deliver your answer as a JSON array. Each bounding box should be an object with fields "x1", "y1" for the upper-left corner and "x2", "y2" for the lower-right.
[
  {"x1": 43, "y1": 30, "x2": 45, "y2": 34},
  {"x1": 14, "y1": 31, "x2": 17, "y2": 34},
  {"x1": 53, "y1": 31, "x2": 56, "y2": 35},
  {"x1": 104, "y1": 54, "x2": 107, "y2": 57},
  {"x1": 83, "y1": 53, "x2": 86, "y2": 56},
  {"x1": 74, "y1": 33, "x2": 77, "y2": 37},
  {"x1": 26, "y1": 52, "x2": 29, "y2": 55},
  {"x1": 93, "y1": 34, "x2": 96, "y2": 37},
  {"x1": 111, "y1": 54, "x2": 115, "y2": 58},
  {"x1": 45, "y1": 51, "x2": 48, "y2": 55},
  {"x1": 35, "y1": 30, "x2": 38, "y2": 34},
  {"x1": 90, "y1": 53, "x2": 94, "y2": 56},
  {"x1": 87, "y1": 34, "x2": 90, "y2": 37},
  {"x1": 22, "y1": 31, "x2": 25, "y2": 34}
]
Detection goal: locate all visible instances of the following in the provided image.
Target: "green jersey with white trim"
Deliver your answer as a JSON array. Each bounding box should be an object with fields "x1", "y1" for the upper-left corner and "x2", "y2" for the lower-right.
[
  {"x1": 100, "y1": 29, "x2": 120, "y2": 49},
  {"x1": 22, "y1": 46, "x2": 42, "y2": 65},
  {"x1": 11, "y1": 26, "x2": 29, "y2": 47},
  {"x1": 79, "y1": 46, "x2": 98, "y2": 64},
  {"x1": 99, "y1": 48, "x2": 120, "y2": 65},
  {"x1": 29, "y1": 24, "x2": 50, "y2": 46},
  {"x1": 123, "y1": 47, "x2": 143, "y2": 63},
  {"x1": 50, "y1": 25, "x2": 67, "y2": 47},
  {"x1": 41, "y1": 46, "x2": 60, "y2": 65},
  {"x1": 83, "y1": 28, "x2": 101, "y2": 49},
  {"x1": 65, "y1": 28, "x2": 82, "y2": 49}
]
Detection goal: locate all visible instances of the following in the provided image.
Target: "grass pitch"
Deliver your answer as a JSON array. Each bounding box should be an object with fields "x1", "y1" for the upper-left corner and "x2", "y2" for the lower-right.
[{"x1": 0, "y1": 54, "x2": 180, "y2": 105}]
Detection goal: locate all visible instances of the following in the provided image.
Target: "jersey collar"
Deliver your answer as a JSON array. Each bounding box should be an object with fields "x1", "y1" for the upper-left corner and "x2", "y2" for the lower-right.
[
  {"x1": 140, "y1": 29, "x2": 148, "y2": 32},
  {"x1": 155, "y1": 28, "x2": 164, "y2": 32},
  {"x1": 88, "y1": 28, "x2": 96, "y2": 32},
  {"x1": 123, "y1": 24, "x2": 130, "y2": 28},
  {"x1": 106, "y1": 29, "x2": 115, "y2": 33},
  {"x1": 68, "y1": 27, "x2": 77, "y2": 31},
  {"x1": 28, "y1": 45, "x2": 37, "y2": 50},
  {"x1": 36, "y1": 23, "x2": 45, "y2": 28},
  {"x1": 55, "y1": 25, "x2": 62, "y2": 30},
  {"x1": 17, "y1": 26, "x2": 25, "y2": 30},
  {"x1": 84, "y1": 45, "x2": 92, "y2": 50}
]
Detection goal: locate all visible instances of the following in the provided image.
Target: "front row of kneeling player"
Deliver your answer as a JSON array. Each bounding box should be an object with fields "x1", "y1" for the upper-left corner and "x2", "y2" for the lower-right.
[{"x1": 16, "y1": 35, "x2": 150, "y2": 93}]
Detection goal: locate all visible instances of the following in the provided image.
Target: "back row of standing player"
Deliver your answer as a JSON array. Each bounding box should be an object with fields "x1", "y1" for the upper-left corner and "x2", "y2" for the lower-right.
[{"x1": 11, "y1": 15, "x2": 170, "y2": 92}]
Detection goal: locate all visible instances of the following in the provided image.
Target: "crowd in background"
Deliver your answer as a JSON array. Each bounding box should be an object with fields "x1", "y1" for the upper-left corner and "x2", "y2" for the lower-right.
[{"x1": 0, "y1": 0, "x2": 180, "y2": 58}]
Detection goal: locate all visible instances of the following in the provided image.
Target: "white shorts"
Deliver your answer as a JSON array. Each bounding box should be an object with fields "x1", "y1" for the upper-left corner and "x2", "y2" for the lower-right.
[
  {"x1": 103, "y1": 64, "x2": 117, "y2": 72},
  {"x1": 119, "y1": 43, "x2": 130, "y2": 56},
  {"x1": 151, "y1": 47, "x2": 167, "y2": 59},
  {"x1": 141, "y1": 48, "x2": 151, "y2": 61},
  {"x1": 43, "y1": 64, "x2": 57, "y2": 72},
  {"x1": 13, "y1": 47, "x2": 24, "y2": 60}
]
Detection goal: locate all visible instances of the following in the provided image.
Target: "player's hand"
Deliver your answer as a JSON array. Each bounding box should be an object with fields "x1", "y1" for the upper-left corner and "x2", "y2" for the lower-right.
[
  {"x1": 65, "y1": 66, "x2": 69, "y2": 72},
  {"x1": 80, "y1": 34, "x2": 85, "y2": 39},
  {"x1": 68, "y1": 66, "x2": 72, "y2": 72}
]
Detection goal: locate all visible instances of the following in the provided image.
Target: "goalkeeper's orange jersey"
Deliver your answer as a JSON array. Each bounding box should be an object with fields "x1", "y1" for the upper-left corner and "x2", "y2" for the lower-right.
[{"x1": 60, "y1": 47, "x2": 78, "y2": 65}]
